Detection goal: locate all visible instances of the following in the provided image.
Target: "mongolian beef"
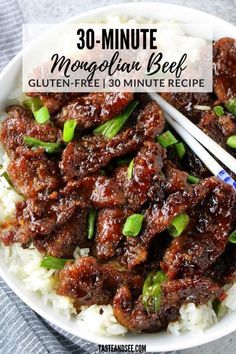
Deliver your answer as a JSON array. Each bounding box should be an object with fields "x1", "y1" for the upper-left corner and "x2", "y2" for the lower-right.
[{"x1": 0, "y1": 37, "x2": 235, "y2": 334}]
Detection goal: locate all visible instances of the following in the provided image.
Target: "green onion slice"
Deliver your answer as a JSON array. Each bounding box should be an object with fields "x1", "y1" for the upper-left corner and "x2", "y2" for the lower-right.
[
  {"x1": 93, "y1": 100, "x2": 138, "y2": 139},
  {"x1": 229, "y1": 230, "x2": 236, "y2": 244},
  {"x1": 122, "y1": 214, "x2": 144, "y2": 237},
  {"x1": 127, "y1": 158, "x2": 134, "y2": 179},
  {"x1": 157, "y1": 130, "x2": 178, "y2": 148},
  {"x1": 226, "y1": 135, "x2": 236, "y2": 149},
  {"x1": 213, "y1": 105, "x2": 224, "y2": 117},
  {"x1": 88, "y1": 209, "x2": 97, "y2": 239},
  {"x1": 187, "y1": 174, "x2": 200, "y2": 184},
  {"x1": 225, "y1": 97, "x2": 236, "y2": 116},
  {"x1": 33, "y1": 106, "x2": 50, "y2": 124},
  {"x1": 40, "y1": 255, "x2": 72, "y2": 269},
  {"x1": 168, "y1": 213, "x2": 190, "y2": 237},
  {"x1": 63, "y1": 119, "x2": 77, "y2": 142},
  {"x1": 142, "y1": 270, "x2": 167, "y2": 312},
  {"x1": 175, "y1": 142, "x2": 186, "y2": 159},
  {"x1": 22, "y1": 97, "x2": 43, "y2": 112},
  {"x1": 1, "y1": 171, "x2": 13, "y2": 187},
  {"x1": 24, "y1": 136, "x2": 62, "y2": 153}
]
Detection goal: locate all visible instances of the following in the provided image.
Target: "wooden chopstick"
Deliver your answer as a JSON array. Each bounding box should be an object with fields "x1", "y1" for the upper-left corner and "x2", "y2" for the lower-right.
[
  {"x1": 165, "y1": 113, "x2": 236, "y2": 190},
  {"x1": 149, "y1": 92, "x2": 236, "y2": 175}
]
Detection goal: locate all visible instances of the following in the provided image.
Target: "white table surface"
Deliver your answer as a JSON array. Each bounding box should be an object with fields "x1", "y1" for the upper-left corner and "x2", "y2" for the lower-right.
[{"x1": 16, "y1": 0, "x2": 236, "y2": 353}]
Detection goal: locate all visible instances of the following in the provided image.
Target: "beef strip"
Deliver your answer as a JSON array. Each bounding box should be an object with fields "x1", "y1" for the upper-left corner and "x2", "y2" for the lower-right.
[
  {"x1": 95, "y1": 208, "x2": 130, "y2": 261},
  {"x1": 57, "y1": 256, "x2": 143, "y2": 307},
  {"x1": 113, "y1": 141, "x2": 165, "y2": 209},
  {"x1": 61, "y1": 175, "x2": 125, "y2": 208},
  {"x1": 56, "y1": 92, "x2": 134, "y2": 129},
  {"x1": 113, "y1": 277, "x2": 221, "y2": 332},
  {"x1": 0, "y1": 105, "x2": 62, "y2": 197},
  {"x1": 0, "y1": 192, "x2": 77, "y2": 246},
  {"x1": 162, "y1": 180, "x2": 235, "y2": 279},
  {"x1": 33, "y1": 209, "x2": 88, "y2": 258},
  {"x1": 60, "y1": 101, "x2": 164, "y2": 181},
  {"x1": 163, "y1": 162, "x2": 189, "y2": 195},
  {"x1": 121, "y1": 177, "x2": 213, "y2": 269},
  {"x1": 213, "y1": 37, "x2": 236, "y2": 102},
  {"x1": 0, "y1": 105, "x2": 60, "y2": 157},
  {"x1": 7, "y1": 147, "x2": 61, "y2": 198},
  {"x1": 206, "y1": 243, "x2": 236, "y2": 285}
]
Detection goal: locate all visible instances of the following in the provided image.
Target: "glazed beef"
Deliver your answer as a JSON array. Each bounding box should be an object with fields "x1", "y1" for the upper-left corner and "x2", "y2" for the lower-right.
[
  {"x1": 95, "y1": 208, "x2": 130, "y2": 261},
  {"x1": 121, "y1": 178, "x2": 212, "y2": 268},
  {"x1": 61, "y1": 175, "x2": 125, "y2": 208},
  {"x1": 7, "y1": 147, "x2": 61, "y2": 198},
  {"x1": 60, "y1": 101, "x2": 164, "y2": 180},
  {"x1": 207, "y1": 243, "x2": 236, "y2": 285},
  {"x1": 113, "y1": 277, "x2": 221, "y2": 332},
  {"x1": 33, "y1": 209, "x2": 88, "y2": 258},
  {"x1": 1, "y1": 194, "x2": 78, "y2": 247},
  {"x1": 56, "y1": 92, "x2": 134, "y2": 129},
  {"x1": 162, "y1": 180, "x2": 235, "y2": 279},
  {"x1": 0, "y1": 105, "x2": 60, "y2": 157},
  {"x1": 113, "y1": 141, "x2": 165, "y2": 209},
  {"x1": 57, "y1": 256, "x2": 143, "y2": 307},
  {"x1": 213, "y1": 37, "x2": 236, "y2": 101}
]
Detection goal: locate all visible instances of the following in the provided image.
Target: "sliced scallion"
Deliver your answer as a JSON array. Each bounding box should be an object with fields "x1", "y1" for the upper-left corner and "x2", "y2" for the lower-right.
[
  {"x1": 33, "y1": 106, "x2": 50, "y2": 124},
  {"x1": 187, "y1": 174, "x2": 200, "y2": 184},
  {"x1": 122, "y1": 214, "x2": 144, "y2": 237},
  {"x1": 142, "y1": 270, "x2": 167, "y2": 312},
  {"x1": 229, "y1": 230, "x2": 236, "y2": 244},
  {"x1": 175, "y1": 142, "x2": 186, "y2": 159},
  {"x1": 168, "y1": 213, "x2": 189, "y2": 237},
  {"x1": 24, "y1": 136, "x2": 62, "y2": 153},
  {"x1": 225, "y1": 97, "x2": 236, "y2": 116},
  {"x1": 2, "y1": 171, "x2": 13, "y2": 187},
  {"x1": 127, "y1": 158, "x2": 134, "y2": 179},
  {"x1": 93, "y1": 100, "x2": 138, "y2": 139},
  {"x1": 157, "y1": 130, "x2": 178, "y2": 148},
  {"x1": 40, "y1": 255, "x2": 72, "y2": 269},
  {"x1": 226, "y1": 135, "x2": 236, "y2": 149},
  {"x1": 88, "y1": 209, "x2": 97, "y2": 239},
  {"x1": 213, "y1": 105, "x2": 224, "y2": 117},
  {"x1": 22, "y1": 97, "x2": 43, "y2": 112},
  {"x1": 63, "y1": 119, "x2": 77, "y2": 142}
]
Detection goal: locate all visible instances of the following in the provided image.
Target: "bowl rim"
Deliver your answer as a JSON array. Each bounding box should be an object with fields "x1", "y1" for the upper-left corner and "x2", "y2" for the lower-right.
[{"x1": 0, "y1": 2, "x2": 236, "y2": 351}]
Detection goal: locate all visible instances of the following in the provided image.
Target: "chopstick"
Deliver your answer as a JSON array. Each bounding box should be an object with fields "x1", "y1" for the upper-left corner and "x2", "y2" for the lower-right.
[
  {"x1": 165, "y1": 113, "x2": 236, "y2": 190},
  {"x1": 149, "y1": 92, "x2": 236, "y2": 175}
]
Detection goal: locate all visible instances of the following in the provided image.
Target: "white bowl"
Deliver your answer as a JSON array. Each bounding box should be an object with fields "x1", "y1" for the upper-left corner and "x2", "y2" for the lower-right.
[{"x1": 0, "y1": 2, "x2": 235, "y2": 352}]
